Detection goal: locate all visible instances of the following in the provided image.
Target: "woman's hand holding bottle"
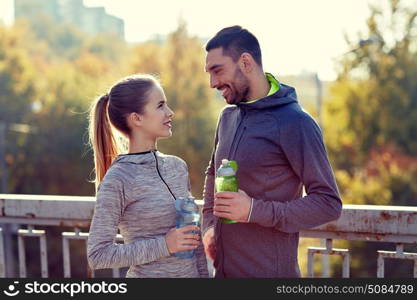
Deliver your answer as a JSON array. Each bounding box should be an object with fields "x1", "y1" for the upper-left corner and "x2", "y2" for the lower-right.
[{"x1": 165, "y1": 225, "x2": 200, "y2": 254}]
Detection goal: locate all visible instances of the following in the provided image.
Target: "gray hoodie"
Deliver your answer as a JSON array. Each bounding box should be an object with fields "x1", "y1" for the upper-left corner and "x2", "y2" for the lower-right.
[
  {"x1": 202, "y1": 80, "x2": 342, "y2": 277},
  {"x1": 87, "y1": 150, "x2": 209, "y2": 278}
]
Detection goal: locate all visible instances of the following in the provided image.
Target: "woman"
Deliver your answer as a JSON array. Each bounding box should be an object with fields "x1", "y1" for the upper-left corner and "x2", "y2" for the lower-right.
[{"x1": 87, "y1": 74, "x2": 209, "y2": 278}]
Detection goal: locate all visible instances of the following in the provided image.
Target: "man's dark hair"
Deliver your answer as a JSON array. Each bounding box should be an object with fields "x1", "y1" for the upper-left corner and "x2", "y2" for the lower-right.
[{"x1": 205, "y1": 25, "x2": 263, "y2": 67}]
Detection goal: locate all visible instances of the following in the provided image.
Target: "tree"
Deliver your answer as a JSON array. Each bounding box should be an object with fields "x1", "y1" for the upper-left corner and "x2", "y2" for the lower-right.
[
  {"x1": 0, "y1": 21, "x2": 128, "y2": 276},
  {"x1": 323, "y1": 0, "x2": 417, "y2": 277},
  {"x1": 0, "y1": 23, "x2": 38, "y2": 198},
  {"x1": 326, "y1": 0, "x2": 417, "y2": 168},
  {"x1": 0, "y1": 24, "x2": 37, "y2": 124}
]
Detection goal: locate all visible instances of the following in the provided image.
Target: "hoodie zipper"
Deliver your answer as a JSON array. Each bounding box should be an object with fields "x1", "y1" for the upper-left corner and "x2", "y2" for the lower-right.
[
  {"x1": 152, "y1": 151, "x2": 176, "y2": 200},
  {"x1": 229, "y1": 126, "x2": 247, "y2": 160},
  {"x1": 228, "y1": 110, "x2": 246, "y2": 160}
]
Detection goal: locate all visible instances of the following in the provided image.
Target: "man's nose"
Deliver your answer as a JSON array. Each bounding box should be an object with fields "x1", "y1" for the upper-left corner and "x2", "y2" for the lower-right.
[{"x1": 210, "y1": 76, "x2": 219, "y2": 89}]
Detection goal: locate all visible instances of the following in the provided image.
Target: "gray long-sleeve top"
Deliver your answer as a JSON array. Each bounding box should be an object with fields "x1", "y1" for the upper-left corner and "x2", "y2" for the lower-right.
[{"x1": 87, "y1": 150, "x2": 209, "y2": 278}]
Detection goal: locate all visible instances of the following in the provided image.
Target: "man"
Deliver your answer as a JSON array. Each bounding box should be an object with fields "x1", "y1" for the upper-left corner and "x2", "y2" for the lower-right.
[{"x1": 202, "y1": 25, "x2": 342, "y2": 278}]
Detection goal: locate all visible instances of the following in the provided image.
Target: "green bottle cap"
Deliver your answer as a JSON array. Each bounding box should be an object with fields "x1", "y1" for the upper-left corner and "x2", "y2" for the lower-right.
[
  {"x1": 218, "y1": 159, "x2": 236, "y2": 176},
  {"x1": 229, "y1": 160, "x2": 238, "y2": 172}
]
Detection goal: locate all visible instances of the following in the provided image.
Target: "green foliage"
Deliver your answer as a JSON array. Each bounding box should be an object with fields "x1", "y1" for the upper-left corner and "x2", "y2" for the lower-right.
[
  {"x1": 323, "y1": 0, "x2": 417, "y2": 277},
  {"x1": 0, "y1": 25, "x2": 37, "y2": 124},
  {"x1": 1, "y1": 8, "x2": 134, "y2": 198},
  {"x1": 326, "y1": 0, "x2": 417, "y2": 164},
  {"x1": 10, "y1": 63, "x2": 96, "y2": 195},
  {"x1": 325, "y1": 0, "x2": 417, "y2": 204}
]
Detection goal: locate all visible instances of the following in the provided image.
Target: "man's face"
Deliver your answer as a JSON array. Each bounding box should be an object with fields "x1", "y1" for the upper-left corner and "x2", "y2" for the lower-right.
[{"x1": 205, "y1": 47, "x2": 250, "y2": 105}]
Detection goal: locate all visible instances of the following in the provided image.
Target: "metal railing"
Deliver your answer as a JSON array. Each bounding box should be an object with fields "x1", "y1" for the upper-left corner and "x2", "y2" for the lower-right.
[{"x1": 0, "y1": 194, "x2": 416, "y2": 278}]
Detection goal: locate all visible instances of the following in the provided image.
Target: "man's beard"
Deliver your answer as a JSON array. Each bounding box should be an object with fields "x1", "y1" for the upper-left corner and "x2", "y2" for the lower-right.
[{"x1": 227, "y1": 68, "x2": 250, "y2": 105}]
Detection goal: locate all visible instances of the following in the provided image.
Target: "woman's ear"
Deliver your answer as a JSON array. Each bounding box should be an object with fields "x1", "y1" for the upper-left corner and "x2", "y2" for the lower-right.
[{"x1": 128, "y1": 112, "x2": 142, "y2": 128}]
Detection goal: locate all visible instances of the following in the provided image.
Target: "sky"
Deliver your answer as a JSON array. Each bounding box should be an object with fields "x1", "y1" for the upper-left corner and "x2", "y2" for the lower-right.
[{"x1": 0, "y1": 0, "x2": 411, "y2": 80}]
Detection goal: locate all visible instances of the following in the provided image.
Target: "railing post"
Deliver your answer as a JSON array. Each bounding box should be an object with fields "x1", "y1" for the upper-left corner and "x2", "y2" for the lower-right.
[
  {"x1": 63, "y1": 228, "x2": 110, "y2": 278},
  {"x1": 396, "y1": 243, "x2": 404, "y2": 257},
  {"x1": 377, "y1": 252, "x2": 385, "y2": 278},
  {"x1": 62, "y1": 234, "x2": 71, "y2": 278},
  {"x1": 0, "y1": 228, "x2": 5, "y2": 277},
  {"x1": 17, "y1": 228, "x2": 27, "y2": 278},
  {"x1": 414, "y1": 258, "x2": 417, "y2": 278},
  {"x1": 377, "y1": 244, "x2": 417, "y2": 278},
  {"x1": 322, "y1": 239, "x2": 332, "y2": 277},
  {"x1": 342, "y1": 252, "x2": 350, "y2": 278},
  {"x1": 307, "y1": 248, "x2": 314, "y2": 277},
  {"x1": 18, "y1": 225, "x2": 48, "y2": 278},
  {"x1": 40, "y1": 233, "x2": 48, "y2": 278},
  {"x1": 307, "y1": 238, "x2": 350, "y2": 278}
]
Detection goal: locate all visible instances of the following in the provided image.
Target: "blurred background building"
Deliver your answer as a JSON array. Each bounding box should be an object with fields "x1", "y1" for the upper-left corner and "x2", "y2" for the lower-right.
[{"x1": 15, "y1": 0, "x2": 124, "y2": 40}]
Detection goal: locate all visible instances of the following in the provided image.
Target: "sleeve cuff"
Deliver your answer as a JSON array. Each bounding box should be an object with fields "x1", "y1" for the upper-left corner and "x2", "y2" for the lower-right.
[
  {"x1": 158, "y1": 235, "x2": 172, "y2": 257},
  {"x1": 202, "y1": 225, "x2": 215, "y2": 238},
  {"x1": 246, "y1": 197, "x2": 254, "y2": 222}
]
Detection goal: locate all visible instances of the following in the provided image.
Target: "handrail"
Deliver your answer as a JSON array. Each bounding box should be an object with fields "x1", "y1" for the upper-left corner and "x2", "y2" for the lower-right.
[
  {"x1": 1, "y1": 194, "x2": 416, "y2": 241},
  {"x1": 1, "y1": 194, "x2": 416, "y2": 278}
]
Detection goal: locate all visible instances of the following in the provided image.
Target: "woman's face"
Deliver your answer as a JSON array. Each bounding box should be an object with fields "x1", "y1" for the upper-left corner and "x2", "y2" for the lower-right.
[{"x1": 139, "y1": 85, "x2": 174, "y2": 139}]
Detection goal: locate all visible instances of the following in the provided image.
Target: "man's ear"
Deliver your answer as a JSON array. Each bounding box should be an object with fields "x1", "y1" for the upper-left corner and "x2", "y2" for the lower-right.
[{"x1": 239, "y1": 52, "x2": 254, "y2": 74}]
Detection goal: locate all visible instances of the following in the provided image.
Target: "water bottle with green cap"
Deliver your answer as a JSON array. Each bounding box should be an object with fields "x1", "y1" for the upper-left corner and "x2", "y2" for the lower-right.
[{"x1": 215, "y1": 159, "x2": 238, "y2": 224}]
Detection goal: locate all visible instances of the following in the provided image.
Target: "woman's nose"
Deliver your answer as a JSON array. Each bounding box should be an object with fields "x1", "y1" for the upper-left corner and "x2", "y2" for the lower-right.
[{"x1": 166, "y1": 106, "x2": 174, "y2": 117}]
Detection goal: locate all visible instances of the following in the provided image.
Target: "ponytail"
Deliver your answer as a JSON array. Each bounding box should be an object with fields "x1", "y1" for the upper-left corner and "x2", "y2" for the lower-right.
[{"x1": 88, "y1": 94, "x2": 121, "y2": 191}]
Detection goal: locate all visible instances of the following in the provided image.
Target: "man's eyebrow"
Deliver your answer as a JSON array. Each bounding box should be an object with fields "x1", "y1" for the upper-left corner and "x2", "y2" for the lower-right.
[
  {"x1": 207, "y1": 64, "x2": 222, "y2": 72},
  {"x1": 157, "y1": 100, "x2": 166, "y2": 105}
]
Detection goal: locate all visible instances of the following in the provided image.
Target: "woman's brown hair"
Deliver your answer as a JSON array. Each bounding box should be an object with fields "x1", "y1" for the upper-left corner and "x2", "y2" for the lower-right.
[{"x1": 88, "y1": 74, "x2": 159, "y2": 190}]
